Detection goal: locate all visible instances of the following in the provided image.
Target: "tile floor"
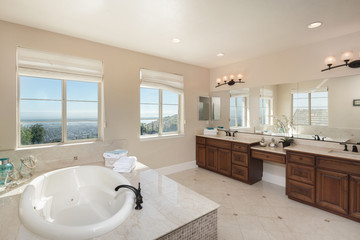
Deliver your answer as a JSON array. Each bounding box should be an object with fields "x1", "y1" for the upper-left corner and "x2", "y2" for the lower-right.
[{"x1": 168, "y1": 168, "x2": 360, "y2": 240}]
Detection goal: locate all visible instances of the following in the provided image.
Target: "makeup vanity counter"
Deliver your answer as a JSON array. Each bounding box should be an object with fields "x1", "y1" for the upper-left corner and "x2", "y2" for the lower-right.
[{"x1": 0, "y1": 161, "x2": 219, "y2": 240}]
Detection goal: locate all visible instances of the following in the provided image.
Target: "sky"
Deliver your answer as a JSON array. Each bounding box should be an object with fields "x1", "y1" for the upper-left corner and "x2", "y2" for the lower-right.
[
  {"x1": 140, "y1": 87, "x2": 179, "y2": 120},
  {"x1": 20, "y1": 76, "x2": 98, "y2": 121}
]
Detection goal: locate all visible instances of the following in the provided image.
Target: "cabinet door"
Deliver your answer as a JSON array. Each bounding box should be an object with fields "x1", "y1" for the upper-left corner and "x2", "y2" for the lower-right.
[
  {"x1": 196, "y1": 144, "x2": 206, "y2": 168},
  {"x1": 350, "y1": 175, "x2": 360, "y2": 220},
  {"x1": 206, "y1": 146, "x2": 218, "y2": 171},
  {"x1": 217, "y1": 148, "x2": 231, "y2": 176},
  {"x1": 316, "y1": 169, "x2": 348, "y2": 215}
]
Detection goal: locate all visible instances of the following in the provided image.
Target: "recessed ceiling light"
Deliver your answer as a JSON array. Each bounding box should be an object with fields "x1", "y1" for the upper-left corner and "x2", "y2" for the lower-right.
[
  {"x1": 307, "y1": 22, "x2": 322, "y2": 29},
  {"x1": 217, "y1": 53, "x2": 225, "y2": 57},
  {"x1": 172, "y1": 38, "x2": 181, "y2": 43}
]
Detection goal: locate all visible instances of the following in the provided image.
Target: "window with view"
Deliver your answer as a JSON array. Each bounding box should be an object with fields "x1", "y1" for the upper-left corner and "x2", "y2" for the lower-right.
[
  {"x1": 259, "y1": 97, "x2": 273, "y2": 125},
  {"x1": 292, "y1": 91, "x2": 328, "y2": 126},
  {"x1": 140, "y1": 69, "x2": 184, "y2": 138},
  {"x1": 17, "y1": 48, "x2": 103, "y2": 147},
  {"x1": 230, "y1": 95, "x2": 248, "y2": 128}
]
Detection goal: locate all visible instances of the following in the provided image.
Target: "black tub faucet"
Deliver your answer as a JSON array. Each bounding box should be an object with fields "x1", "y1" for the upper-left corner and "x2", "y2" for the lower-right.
[{"x1": 115, "y1": 182, "x2": 143, "y2": 210}]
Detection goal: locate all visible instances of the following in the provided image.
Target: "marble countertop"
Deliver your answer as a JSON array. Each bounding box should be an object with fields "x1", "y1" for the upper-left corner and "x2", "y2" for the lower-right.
[
  {"x1": 251, "y1": 145, "x2": 287, "y2": 155},
  {"x1": 285, "y1": 144, "x2": 360, "y2": 162},
  {"x1": 197, "y1": 134, "x2": 260, "y2": 145},
  {"x1": 0, "y1": 162, "x2": 219, "y2": 240}
]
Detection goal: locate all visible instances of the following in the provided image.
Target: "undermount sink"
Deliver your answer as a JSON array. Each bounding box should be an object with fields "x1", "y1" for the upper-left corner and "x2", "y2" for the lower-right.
[
  {"x1": 328, "y1": 149, "x2": 360, "y2": 158},
  {"x1": 19, "y1": 166, "x2": 134, "y2": 240}
]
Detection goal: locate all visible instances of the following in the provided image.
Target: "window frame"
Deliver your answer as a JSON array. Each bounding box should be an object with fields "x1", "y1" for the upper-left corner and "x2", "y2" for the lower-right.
[
  {"x1": 291, "y1": 91, "x2": 328, "y2": 126},
  {"x1": 259, "y1": 96, "x2": 273, "y2": 125},
  {"x1": 17, "y1": 75, "x2": 103, "y2": 148},
  {"x1": 229, "y1": 95, "x2": 249, "y2": 129},
  {"x1": 140, "y1": 86, "x2": 184, "y2": 139}
]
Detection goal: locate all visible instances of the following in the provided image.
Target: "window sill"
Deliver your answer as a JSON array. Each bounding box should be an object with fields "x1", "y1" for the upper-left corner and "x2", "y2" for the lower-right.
[
  {"x1": 15, "y1": 139, "x2": 101, "y2": 151},
  {"x1": 140, "y1": 133, "x2": 184, "y2": 142}
]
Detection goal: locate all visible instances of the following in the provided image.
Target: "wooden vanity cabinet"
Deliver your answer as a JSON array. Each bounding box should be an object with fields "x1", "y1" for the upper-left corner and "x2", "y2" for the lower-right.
[
  {"x1": 205, "y1": 138, "x2": 232, "y2": 176},
  {"x1": 195, "y1": 136, "x2": 260, "y2": 183},
  {"x1": 350, "y1": 175, "x2": 360, "y2": 220},
  {"x1": 286, "y1": 151, "x2": 315, "y2": 204},
  {"x1": 316, "y1": 168, "x2": 348, "y2": 215},
  {"x1": 196, "y1": 137, "x2": 206, "y2": 168},
  {"x1": 315, "y1": 156, "x2": 360, "y2": 219},
  {"x1": 233, "y1": 143, "x2": 263, "y2": 184}
]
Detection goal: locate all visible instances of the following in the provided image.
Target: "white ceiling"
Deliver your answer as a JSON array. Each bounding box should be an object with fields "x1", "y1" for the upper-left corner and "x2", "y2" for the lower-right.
[{"x1": 1, "y1": 0, "x2": 360, "y2": 69}]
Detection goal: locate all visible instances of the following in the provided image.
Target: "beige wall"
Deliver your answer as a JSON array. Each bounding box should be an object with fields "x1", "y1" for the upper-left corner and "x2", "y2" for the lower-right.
[
  {"x1": 210, "y1": 31, "x2": 360, "y2": 91},
  {"x1": 0, "y1": 21, "x2": 210, "y2": 169}
]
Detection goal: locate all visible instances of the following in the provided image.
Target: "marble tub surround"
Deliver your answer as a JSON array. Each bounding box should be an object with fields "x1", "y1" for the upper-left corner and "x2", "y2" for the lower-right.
[
  {"x1": 0, "y1": 139, "x2": 128, "y2": 173},
  {"x1": 0, "y1": 161, "x2": 219, "y2": 240}
]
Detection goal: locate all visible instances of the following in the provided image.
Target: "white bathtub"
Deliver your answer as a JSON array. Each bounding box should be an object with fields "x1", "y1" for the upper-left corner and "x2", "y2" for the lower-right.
[{"x1": 19, "y1": 166, "x2": 134, "y2": 240}]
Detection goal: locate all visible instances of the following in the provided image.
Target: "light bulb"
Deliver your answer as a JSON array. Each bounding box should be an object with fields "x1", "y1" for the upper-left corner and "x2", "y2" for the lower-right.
[
  {"x1": 229, "y1": 74, "x2": 234, "y2": 80},
  {"x1": 324, "y1": 56, "x2": 336, "y2": 66},
  {"x1": 216, "y1": 78, "x2": 221, "y2": 84},
  {"x1": 341, "y1": 51, "x2": 354, "y2": 62},
  {"x1": 223, "y1": 76, "x2": 228, "y2": 82},
  {"x1": 237, "y1": 74, "x2": 243, "y2": 79}
]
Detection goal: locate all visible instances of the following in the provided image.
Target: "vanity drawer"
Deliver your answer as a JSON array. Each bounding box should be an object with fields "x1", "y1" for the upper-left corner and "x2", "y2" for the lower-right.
[
  {"x1": 287, "y1": 179, "x2": 315, "y2": 204},
  {"x1": 232, "y1": 143, "x2": 248, "y2": 153},
  {"x1": 232, "y1": 164, "x2": 248, "y2": 181},
  {"x1": 287, "y1": 152, "x2": 315, "y2": 166},
  {"x1": 251, "y1": 150, "x2": 286, "y2": 164},
  {"x1": 196, "y1": 136, "x2": 206, "y2": 145},
  {"x1": 232, "y1": 151, "x2": 248, "y2": 167},
  {"x1": 287, "y1": 163, "x2": 315, "y2": 185},
  {"x1": 206, "y1": 138, "x2": 231, "y2": 150},
  {"x1": 317, "y1": 156, "x2": 360, "y2": 175}
]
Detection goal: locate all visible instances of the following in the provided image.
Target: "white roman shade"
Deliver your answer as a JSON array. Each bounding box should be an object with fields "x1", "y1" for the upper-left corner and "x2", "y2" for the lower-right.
[
  {"x1": 17, "y1": 47, "x2": 103, "y2": 82},
  {"x1": 291, "y1": 87, "x2": 328, "y2": 94},
  {"x1": 140, "y1": 69, "x2": 184, "y2": 93},
  {"x1": 230, "y1": 88, "x2": 249, "y2": 97}
]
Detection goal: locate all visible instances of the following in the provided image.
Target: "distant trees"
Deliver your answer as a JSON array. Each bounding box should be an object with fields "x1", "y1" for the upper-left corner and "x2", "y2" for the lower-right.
[{"x1": 21, "y1": 124, "x2": 46, "y2": 145}]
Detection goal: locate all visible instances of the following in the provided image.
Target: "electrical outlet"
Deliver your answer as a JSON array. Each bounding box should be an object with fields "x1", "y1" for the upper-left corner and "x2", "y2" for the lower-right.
[{"x1": 73, "y1": 156, "x2": 78, "y2": 161}]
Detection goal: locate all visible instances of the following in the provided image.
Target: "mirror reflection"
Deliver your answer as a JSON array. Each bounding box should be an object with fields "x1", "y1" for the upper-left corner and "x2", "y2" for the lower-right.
[
  {"x1": 198, "y1": 96, "x2": 210, "y2": 121},
  {"x1": 211, "y1": 74, "x2": 360, "y2": 143}
]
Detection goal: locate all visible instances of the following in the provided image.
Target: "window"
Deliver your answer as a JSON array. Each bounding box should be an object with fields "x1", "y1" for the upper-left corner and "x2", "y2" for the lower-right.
[
  {"x1": 230, "y1": 95, "x2": 248, "y2": 128},
  {"x1": 259, "y1": 97, "x2": 273, "y2": 125},
  {"x1": 292, "y1": 90, "x2": 328, "y2": 126},
  {"x1": 17, "y1": 48, "x2": 103, "y2": 147},
  {"x1": 140, "y1": 69, "x2": 184, "y2": 138}
]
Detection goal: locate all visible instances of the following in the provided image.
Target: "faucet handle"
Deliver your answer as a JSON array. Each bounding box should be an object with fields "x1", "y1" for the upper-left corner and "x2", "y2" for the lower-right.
[{"x1": 340, "y1": 142, "x2": 348, "y2": 151}]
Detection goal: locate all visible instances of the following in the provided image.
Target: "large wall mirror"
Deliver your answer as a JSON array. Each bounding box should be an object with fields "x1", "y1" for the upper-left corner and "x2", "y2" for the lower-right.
[{"x1": 211, "y1": 74, "x2": 360, "y2": 143}]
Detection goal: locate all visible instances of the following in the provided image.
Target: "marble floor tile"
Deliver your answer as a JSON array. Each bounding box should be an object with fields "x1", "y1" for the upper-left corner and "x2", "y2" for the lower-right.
[{"x1": 168, "y1": 168, "x2": 360, "y2": 240}]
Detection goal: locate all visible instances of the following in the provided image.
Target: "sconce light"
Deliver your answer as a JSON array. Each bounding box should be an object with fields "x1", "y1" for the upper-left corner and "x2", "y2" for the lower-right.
[
  {"x1": 216, "y1": 74, "x2": 245, "y2": 88},
  {"x1": 321, "y1": 51, "x2": 360, "y2": 72}
]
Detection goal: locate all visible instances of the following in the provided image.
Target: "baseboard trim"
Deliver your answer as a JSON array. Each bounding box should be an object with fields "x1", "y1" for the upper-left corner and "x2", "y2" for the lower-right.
[{"x1": 155, "y1": 160, "x2": 197, "y2": 176}]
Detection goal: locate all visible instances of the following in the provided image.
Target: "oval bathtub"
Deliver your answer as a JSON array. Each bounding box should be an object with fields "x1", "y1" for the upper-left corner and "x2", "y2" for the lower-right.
[{"x1": 19, "y1": 165, "x2": 134, "y2": 240}]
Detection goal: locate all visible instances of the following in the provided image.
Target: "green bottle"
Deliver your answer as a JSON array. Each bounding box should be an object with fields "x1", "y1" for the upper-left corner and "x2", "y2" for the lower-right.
[{"x1": 0, "y1": 158, "x2": 13, "y2": 185}]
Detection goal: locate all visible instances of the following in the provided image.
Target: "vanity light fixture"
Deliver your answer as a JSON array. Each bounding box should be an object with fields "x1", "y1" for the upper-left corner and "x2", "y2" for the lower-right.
[
  {"x1": 322, "y1": 51, "x2": 360, "y2": 72},
  {"x1": 216, "y1": 53, "x2": 225, "y2": 57},
  {"x1": 215, "y1": 74, "x2": 244, "y2": 88}
]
